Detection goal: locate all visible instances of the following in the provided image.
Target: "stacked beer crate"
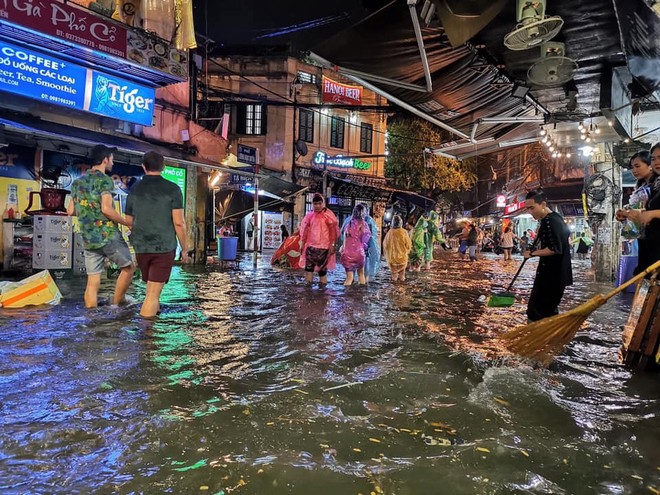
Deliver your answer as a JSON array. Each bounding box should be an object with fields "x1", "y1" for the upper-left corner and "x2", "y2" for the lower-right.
[{"x1": 32, "y1": 215, "x2": 74, "y2": 280}]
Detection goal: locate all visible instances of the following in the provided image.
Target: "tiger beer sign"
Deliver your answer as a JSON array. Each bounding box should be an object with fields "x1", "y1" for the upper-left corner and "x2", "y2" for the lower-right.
[{"x1": 322, "y1": 76, "x2": 362, "y2": 106}]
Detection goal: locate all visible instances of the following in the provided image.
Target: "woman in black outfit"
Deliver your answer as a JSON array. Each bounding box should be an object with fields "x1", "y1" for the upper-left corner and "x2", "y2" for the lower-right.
[{"x1": 619, "y1": 143, "x2": 660, "y2": 274}]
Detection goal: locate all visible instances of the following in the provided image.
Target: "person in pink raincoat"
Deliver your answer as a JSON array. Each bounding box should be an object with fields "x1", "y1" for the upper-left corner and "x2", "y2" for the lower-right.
[
  {"x1": 299, "y1": 193, "x2": 340, "y2": 284},
  {"x1": 340, "y1": 203, "x2": 371, "y2": 286}
]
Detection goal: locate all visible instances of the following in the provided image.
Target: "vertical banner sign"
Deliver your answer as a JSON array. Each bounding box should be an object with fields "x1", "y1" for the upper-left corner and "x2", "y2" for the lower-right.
[
  {"x1": 261, "y1": 212, "x2": 283, "y2": 249},
  {"x1": 162, "y1": 166, "x2": 187, "y2": 204},
  {"x1": 322, "y1": 76, "x2": 363, "y2": 106},
  {"x1": 0, "y1": 40, "x2": 155, "y2": 126}
]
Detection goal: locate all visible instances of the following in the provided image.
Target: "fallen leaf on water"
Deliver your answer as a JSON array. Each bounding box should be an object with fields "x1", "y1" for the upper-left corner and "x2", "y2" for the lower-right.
[
  {"x1": 400, "y1": 428, "x2": 411, "y2": 433},
  {"x1": 294, "y1": 389, "x2": 309, "y2": 395},
  {"x1": 369, "y1": 438, "x2": 382, "y2": 443},
  {"x1": 200, "y1": 487, "x2": 209, "y2": 491},
  {"x1": 476, "y1": 447, "x2": 490, "y2": 453},
  {"x1": 493, "y1": 397, "x2": 511, "y2": 407},
  {"x1": 648, "y1": 487, "x2": 660, "y2": 495},
  {"x1": 242, "y1": 409, "x2": 250, "y2": 416},
  {"x1": 266, "y1": 422, "x2": 274, "y2": 426},
  {"x1": 563, "y1": 459, "x2": 569, "y2": 465},
  {"x1": 520, "y1": 450, "x2": 530, "y2": 457},
  {"x1": 353, "y1": 448, "x2": 362, "y2": 453},
  {"x1": 632, "y1": 475, "x2": 644, "y2": 480},
  {"x1": 320, "y1": 443, "x2": 330, "y2": 448}
]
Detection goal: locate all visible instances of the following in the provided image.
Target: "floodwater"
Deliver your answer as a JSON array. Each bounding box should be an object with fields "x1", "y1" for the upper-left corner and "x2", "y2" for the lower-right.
[{"x1": 1, "y1": 251, "x2": 659, "y2": 495}]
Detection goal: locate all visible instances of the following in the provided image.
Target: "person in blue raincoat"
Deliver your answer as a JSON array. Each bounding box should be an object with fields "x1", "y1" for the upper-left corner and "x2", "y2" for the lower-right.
[{"x1": 362, "y1": 206, "x2": 381, "y2": 282}]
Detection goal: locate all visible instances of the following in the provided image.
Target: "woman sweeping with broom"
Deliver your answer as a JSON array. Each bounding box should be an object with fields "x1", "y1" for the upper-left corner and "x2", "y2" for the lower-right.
[{"x1": 522, "y1": 188, "x2": 573, "y2": 322}]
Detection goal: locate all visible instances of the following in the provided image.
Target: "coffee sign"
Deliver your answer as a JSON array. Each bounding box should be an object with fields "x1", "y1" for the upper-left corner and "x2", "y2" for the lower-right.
[
  {"x1": 322, "y1": 76, "x2": 362, "y2": 106},
  {"x1": 0, "y1": 40, "x2": 155, "y2": 125},
  {"x1": 0, "y1": 0, "x2": 187, "y2": 80}
]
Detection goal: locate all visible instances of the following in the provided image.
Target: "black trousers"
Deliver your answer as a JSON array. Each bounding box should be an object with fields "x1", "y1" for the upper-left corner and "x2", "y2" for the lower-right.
[{"x1": 527, "y1": 270, "x2": 567, "y2": 321}]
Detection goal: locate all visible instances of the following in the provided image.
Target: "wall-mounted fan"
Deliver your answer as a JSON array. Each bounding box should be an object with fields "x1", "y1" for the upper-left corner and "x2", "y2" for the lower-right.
[
  {"x1": 584, "y1": 173, "x2": 621, "y2": 215},
  {"x1": 504, "y1": 0, "x2": 564, "y2": 51},
  {"x1": 527, "y1": 42, "x2": 577, "y2": 87}
]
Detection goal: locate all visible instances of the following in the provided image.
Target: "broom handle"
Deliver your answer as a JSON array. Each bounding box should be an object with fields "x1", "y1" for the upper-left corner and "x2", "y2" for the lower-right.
[
  {"x1": 505, "y1": 236, "x2": 540, "y2": 291},
  {"x1": 506, "y1": 257, "x2": 529, "y2": 291},
  {"x1": 600, "y1": 259, "x2": 660, "y2": 301}
]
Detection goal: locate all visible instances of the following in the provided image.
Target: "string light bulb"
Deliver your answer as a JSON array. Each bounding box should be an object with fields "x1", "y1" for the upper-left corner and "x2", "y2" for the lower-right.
[
  {"x1": 578, "y1": 122, "x2": 584, "y2": 131},
  {"x1": 595, "y1": 125, "x2": 600, "y2": 134},
  {"x1": 540, "y1": 128, "x2": 547, "y2": 136}
]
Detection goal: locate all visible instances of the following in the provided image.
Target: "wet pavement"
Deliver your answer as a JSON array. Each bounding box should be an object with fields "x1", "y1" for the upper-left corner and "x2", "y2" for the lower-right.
[{"x1": 1, "y1": 250, "x2": 659, "y2": 494}]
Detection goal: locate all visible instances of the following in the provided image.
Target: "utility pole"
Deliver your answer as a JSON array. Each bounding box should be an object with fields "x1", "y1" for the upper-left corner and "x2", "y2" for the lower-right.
[{"x1": 252, "y1": 159, "x2": 259, "y2": 267}]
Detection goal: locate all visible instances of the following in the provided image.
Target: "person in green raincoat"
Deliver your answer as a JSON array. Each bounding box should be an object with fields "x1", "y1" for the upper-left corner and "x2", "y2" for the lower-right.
[
  {"x1": 572, "y1": 231, "x2": 593, "y2": 260},
  {"x1": 425, "y1": 211, "x2": 440, "y2": 269},
  {"x1": 409, "y1": 216, "x2": 427, "y2": 271}
]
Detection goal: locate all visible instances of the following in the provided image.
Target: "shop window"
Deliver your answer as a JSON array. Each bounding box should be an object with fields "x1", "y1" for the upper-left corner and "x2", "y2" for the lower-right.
[
  {"x1": 360, "y1": 123, "x2": 373, "y2": 153},
  {"x1": 235, "y1": 104, "x2": 267, "y2": 135},
  {"x1": 299, "y1": 109, "x2": 314, "y2": 143},
  {"x1": 330, "y1": 116, "x2": 345, "y2": 149}
]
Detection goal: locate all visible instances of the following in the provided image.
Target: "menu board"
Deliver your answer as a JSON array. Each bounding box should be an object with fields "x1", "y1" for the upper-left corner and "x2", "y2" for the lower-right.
[{"x1": 262, "y1": 212, "x2": 283, "y2": 249}]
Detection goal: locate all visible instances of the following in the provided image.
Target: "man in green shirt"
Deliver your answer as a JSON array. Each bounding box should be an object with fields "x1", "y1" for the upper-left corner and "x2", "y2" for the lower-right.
[
  {"x1": 68, "y1": 144, "x2": 135, "y2": 308},
  {"x1": 125, "y1": 151, "x2": 189, "y2": 317}
]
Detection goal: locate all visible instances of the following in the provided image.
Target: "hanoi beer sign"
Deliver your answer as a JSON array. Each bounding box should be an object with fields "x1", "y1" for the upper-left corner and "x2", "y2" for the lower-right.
[
  {"x1": 0, "y1": 40, "x2": 155, "y2": 126},
  {"x1": 322, "y1": 76, "x2": 362, "y2": 106},
  {"x1": 312, "y1": 151, "x2": 371, "y2": 171}
]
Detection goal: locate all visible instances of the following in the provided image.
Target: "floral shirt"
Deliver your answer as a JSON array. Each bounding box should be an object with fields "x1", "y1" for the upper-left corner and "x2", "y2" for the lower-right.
[{"x1": 70, "y1": 169, "x2": 121, "y2": 250}]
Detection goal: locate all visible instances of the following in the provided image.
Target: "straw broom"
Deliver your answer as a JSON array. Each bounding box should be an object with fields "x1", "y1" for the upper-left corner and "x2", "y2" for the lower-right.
[{"x1": 501, "y1": 259, "x2": 660, "y2": 365}]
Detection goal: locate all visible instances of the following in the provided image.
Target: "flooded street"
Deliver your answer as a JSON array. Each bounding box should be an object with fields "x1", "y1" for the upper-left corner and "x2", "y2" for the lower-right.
[{"x1": 1, "y1": 251, "x2": 659, "y2": 494}]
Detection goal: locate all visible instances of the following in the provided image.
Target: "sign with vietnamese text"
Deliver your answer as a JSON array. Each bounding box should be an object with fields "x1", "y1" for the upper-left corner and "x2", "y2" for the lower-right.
[
  {"x1": 237, "y1": 144, "x2": 258, "y2": 166},
  {"x1": 0, "y1": 40, "x2": 155, "y2": 126},
  {"x1": 322, "y1": 76, "x2": 362, "y2": 106},
  {"x1": 313, "y1": 151, "x2": 371, "y2": 171},
  {"x1": 162, "y1": 165, "x2": 186, "y2": 204},
  {"x1": 0, "y1": 0, "x2": 187, "y2": 80}
]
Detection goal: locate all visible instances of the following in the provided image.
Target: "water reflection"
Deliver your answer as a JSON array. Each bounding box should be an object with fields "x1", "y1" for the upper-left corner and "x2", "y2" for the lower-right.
[{"x1": 0, "y1": 254, "x2": 658, "y2": 494}]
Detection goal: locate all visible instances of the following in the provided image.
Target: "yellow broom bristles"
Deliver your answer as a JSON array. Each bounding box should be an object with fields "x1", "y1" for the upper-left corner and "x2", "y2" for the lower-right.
[{"x1": 501, "y1": 295, "x2": 607, "y2": 364}]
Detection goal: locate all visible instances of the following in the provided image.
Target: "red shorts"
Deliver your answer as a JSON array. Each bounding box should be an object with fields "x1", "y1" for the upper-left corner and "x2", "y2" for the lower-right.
[{"x1": 136, "y1": 251, "x2": 175, "y2": 283}]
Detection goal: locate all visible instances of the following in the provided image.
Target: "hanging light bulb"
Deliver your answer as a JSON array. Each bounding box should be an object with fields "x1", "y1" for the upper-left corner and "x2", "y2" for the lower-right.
[
  {"x1": 608, "y1": 120, "x2": 613, "y2": 127},
  {"x1": 549, "y1": 146, "x2": 555, "y2": 152},
  {"x1": 586, "y1": 136, "x2": 592, "y2": 143},
  {"x1": 566, "y1": 152, "x2": 572, "y2": 158},
  {"x1": 624, "y1": 138, "x2": 630, "y2": 143},
  {"x1": 581, "y1": 133, "x2": 587, "y2": 141},
  {"x1": 578, "y1": 122, "x2": 584, "y2": 131},
  {"x1": 540, "y1": 128, "x2": 547, "y2": 136},
  {"x1": 542, "y1": 135, "x2": 549, "y2": 143},
  {"x1": 595, "y1": 125, "x2": 601, "y2": 134}
]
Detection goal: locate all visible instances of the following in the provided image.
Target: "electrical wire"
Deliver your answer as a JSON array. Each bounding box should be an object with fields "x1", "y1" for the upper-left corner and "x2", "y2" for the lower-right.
[{"x1": 203, "y1": 57, "x2": 451, "y2": 147}]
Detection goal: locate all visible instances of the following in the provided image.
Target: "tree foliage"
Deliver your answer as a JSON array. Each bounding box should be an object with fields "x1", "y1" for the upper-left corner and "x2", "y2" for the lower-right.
[{"x1": 385, "y1": 117, "x2": 477, "y2": 198}]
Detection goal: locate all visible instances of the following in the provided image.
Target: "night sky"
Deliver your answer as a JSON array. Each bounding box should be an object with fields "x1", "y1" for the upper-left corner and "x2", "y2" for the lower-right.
[{"x1": 192, "y1": 0, "x2": 388, "y2": 49}]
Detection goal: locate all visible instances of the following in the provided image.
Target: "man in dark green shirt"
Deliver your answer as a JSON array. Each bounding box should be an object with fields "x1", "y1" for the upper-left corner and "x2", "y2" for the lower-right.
[{"x1": 125, "y1": 151, "x2": 189, "y2": 317}]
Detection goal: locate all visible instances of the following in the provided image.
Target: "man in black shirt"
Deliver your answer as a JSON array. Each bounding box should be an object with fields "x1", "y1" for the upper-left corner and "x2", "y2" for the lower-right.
[
  {"x1": 523, "y1": 189, "x2": 573, "y2": 321},
  {"x1": 125, "y1": 151, "x2": 189, "y2": 317}
]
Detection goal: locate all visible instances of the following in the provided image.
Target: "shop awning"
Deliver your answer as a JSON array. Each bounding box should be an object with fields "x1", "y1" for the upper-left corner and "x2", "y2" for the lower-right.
[
  {"x1": 0, "y1": 113, "x2": 254, "y2": 177},
  {"x1": 215, "y1": 189, "x2": 293, "y2": 220},
  {"x1": 309, "y1": 0, "x2": 543, "y2": 151}
]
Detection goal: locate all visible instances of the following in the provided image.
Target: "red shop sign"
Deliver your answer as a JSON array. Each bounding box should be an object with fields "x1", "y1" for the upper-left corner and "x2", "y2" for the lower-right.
[
  {"x1": 0, "y1": 0, "x2": 127, "y2": 58},
  {"x1": 322, "y1": 76, "x2": 362, "y2": 106},
  {"x1": 504, "y1": 201, "x2": 527, "y2": 215}
]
